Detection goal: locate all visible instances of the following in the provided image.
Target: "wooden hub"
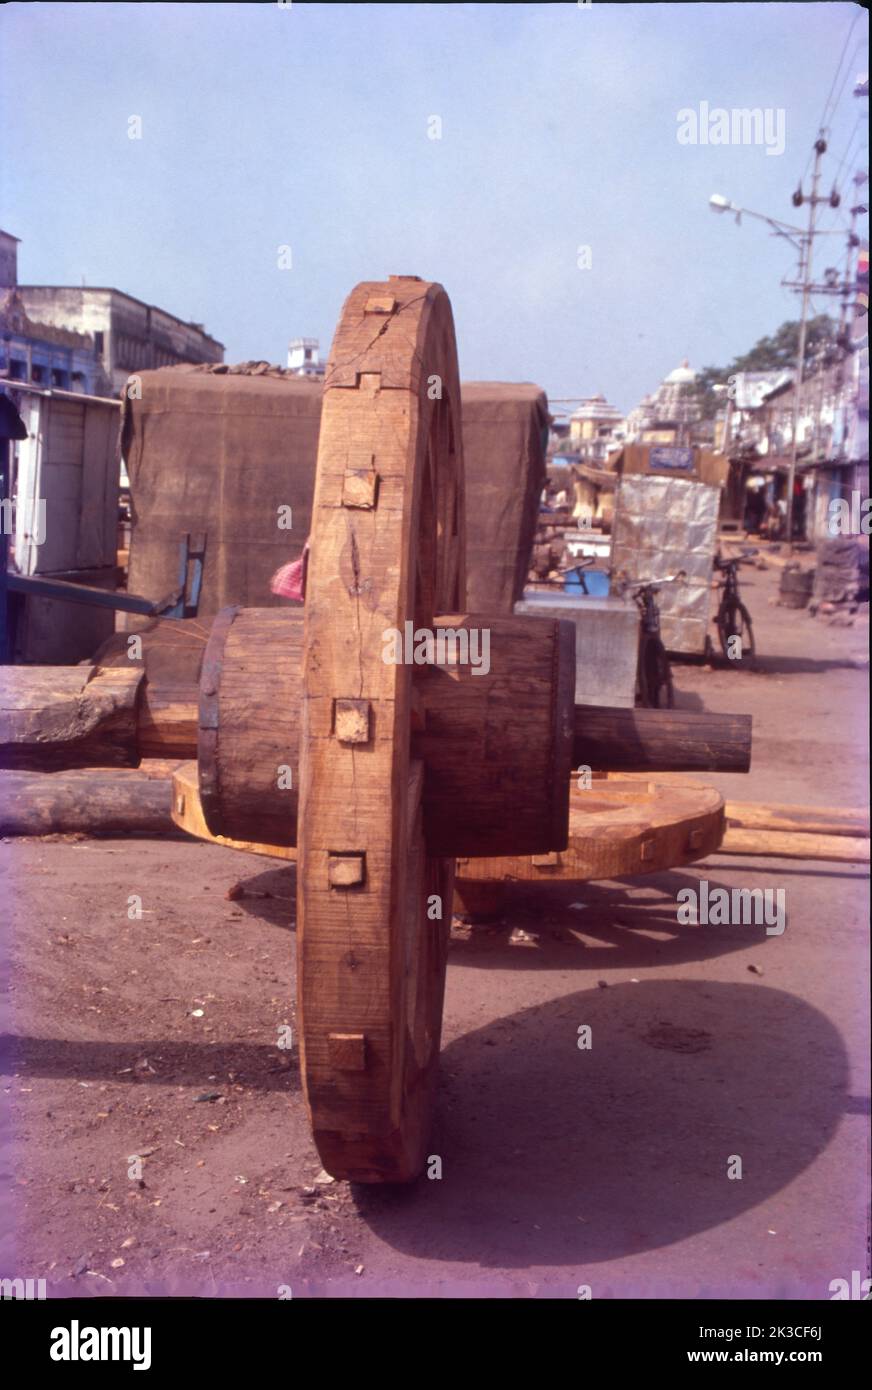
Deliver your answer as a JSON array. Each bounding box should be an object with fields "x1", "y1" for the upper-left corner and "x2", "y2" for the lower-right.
[{"x1": 193, "y1": 606, "x2": 574, "y2": 856}]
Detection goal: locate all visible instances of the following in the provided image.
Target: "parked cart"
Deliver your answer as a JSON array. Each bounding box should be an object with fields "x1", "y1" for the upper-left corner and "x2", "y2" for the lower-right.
[
  {"x1": 609, "y1": 444, "x2": 728, "y2": 659},
  {"x1": 0, "y1": 279, "x2": 759, "y2": 1185}
]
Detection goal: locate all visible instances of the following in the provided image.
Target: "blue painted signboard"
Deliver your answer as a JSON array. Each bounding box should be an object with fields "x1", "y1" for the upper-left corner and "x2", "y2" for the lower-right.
[{"x1": 649, "y1": 445, "x2": 694, "y2": 472}]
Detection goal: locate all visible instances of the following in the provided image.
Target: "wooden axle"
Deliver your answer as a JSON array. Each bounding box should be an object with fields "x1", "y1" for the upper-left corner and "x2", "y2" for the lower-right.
[
  {"x1": 92, "y1": 617, "x2": 208, "y2": 761},
  {"x1": 573, "y1": 705, "x2": 751, "y2": 775},
  {"x1": 1, "y1": 631, "x2": 752, "y2": 794}
]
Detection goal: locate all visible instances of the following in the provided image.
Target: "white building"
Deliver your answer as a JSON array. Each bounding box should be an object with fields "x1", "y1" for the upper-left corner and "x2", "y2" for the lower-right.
[
  {"x1": 626, "y1": 359, "x2": 702, "y2": 444},
  {"x1": 287, "y1": 337, "x2": 325, "y2": 378},
  {"x1": 567, "y1": 394, "x2": 625, "y2": 463}
]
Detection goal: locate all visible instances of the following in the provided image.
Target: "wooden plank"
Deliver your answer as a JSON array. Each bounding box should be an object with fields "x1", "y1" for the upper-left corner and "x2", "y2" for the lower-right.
[
  {"x1": 725, "y1": 801, "x2": 869, "y2": 837},
  {"x1": 718, "y1": 828, "x2": 869, "y2": 862}
]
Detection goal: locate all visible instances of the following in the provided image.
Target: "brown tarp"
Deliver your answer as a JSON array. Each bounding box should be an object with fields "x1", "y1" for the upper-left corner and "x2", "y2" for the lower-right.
[
  {"x1": 122, "y1": 367, "x2": 548, "y2": 619},
  {"x1": 461, "y1": 382, "x2": 550, "y2": 613},
  {"x1": 121, "y1": 364, "x2": 322, "y2": 621}
]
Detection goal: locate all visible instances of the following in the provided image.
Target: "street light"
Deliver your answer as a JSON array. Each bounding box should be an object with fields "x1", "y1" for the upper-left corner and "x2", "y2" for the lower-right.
[
  {"x1": 708, "y1": 193, "x2": 806, "y2": 247},
  {"x1": 708, "y1": 169, "x2": 845, "y2": 548}
]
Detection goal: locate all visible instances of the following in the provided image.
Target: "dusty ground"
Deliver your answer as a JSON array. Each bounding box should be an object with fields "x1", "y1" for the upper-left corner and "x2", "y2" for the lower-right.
[{"x1": 1, "y1": 557, "x2": 868, "y2": 1298}]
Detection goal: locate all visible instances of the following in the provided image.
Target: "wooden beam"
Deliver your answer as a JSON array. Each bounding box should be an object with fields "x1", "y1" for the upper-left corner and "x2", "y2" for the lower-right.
[
  {"x1": 725, "y1": 801, "x2": 869, "y2": 838},
  {"x1": 718, "y1": 828, "x2": 869, "y2": 862},
  {"x1": 0, "y1": 762, "x2": 177, "y2": 836},
  {"x1": 0, "y1": 665, "x2": 143, "y2": 770}
]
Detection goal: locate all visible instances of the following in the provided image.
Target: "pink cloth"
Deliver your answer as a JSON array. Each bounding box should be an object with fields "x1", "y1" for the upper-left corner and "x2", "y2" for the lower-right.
[{"x1": 270, "y1": 542, "x2": 309, "y2": 601}]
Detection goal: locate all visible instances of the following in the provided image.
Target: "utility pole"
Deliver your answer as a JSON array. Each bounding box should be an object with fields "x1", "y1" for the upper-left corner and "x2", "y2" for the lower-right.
[
  {"x1": 782, "y1": 146, "x2": 868, "y2": 544},
  {"x1": 782, "y1": 134, "x2": 826, "y2": 549},
  {"x1": 712, "y1": 76, "x2": 868, "y2": 548},
  {"x1": 838, "y1": 175, "x2": 866, "y2": 343},
  {"x1": 708, "y1": 179, "x2": 838, "y2": 542}
]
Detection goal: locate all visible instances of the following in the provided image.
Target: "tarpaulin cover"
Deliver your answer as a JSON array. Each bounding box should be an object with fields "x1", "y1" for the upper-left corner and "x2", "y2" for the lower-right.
[
  {"x1": 121, "y1": 365, "x2": 322, "y2": 620},
  {"x1": 122, "y1": 369, "x2": 547, "y2": 621},
  {"x1": 461, "y1": 382, "x2": 550, "y2": 613},
  {"x1": 610, "y1": 473, "x2": 720, "y2": 655}
]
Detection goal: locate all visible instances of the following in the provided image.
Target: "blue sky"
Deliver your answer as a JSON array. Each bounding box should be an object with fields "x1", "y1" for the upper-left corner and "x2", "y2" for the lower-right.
[{"x1": 1, "y1": 1, "x2": 867, "y2": 414}]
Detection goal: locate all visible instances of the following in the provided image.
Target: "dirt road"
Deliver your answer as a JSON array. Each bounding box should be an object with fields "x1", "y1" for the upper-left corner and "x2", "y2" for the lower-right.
[{"x1": 2, "y1": 561, "x2": 868, "y2": 1298}]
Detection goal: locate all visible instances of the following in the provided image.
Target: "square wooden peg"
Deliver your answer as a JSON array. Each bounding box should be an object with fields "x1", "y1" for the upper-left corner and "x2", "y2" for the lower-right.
[
  {"x1": 328, "y1": 853, "x2": 366, "y2": 888},
  {"x1": 328, "y1": 1033, "x2": 367, "y2": 1071},
  {"x1": 334, "y1": 698, "x2": 371, "y2": 744},
  {"x1": 364, "y1": 295, "x2": 396, "y2": 315},
  {"x1": 342, "y1": 460, "x2": 379, "y2": 509}
]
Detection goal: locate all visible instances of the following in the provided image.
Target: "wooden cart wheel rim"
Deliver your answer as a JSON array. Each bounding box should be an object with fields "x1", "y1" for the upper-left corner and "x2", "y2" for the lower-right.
[
  {"x1": 297, "y1": 277, "x2": 465, "y2": 1182},
  {"x1": 455, "y1": 773, "x2": 725, "y2": 887}
]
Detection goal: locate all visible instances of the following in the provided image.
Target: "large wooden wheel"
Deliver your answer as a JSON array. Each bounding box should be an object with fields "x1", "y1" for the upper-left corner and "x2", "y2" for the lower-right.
[
  {"x1": 454, "y1": 773, "x2": 725, "y2": 919},
  {"x1": 297, "y1": 277, "x2": 465, "y2": 1182}
]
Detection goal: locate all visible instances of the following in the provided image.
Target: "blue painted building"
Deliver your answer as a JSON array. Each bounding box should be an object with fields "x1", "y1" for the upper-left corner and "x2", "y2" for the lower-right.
[{"x1": 1, "y1": 234, "x2": 105, "y2": 395}]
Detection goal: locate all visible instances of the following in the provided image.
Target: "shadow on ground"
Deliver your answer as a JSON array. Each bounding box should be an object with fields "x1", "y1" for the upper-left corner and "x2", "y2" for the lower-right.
[
  {"x1": 0, "y1": 1035, "x2": 300, "y2": 1092},
  {"x1": 352, "y1": 979, "x2": 850, "y2": 1270},
  {"x1": 449, "y1": 870, "x2": 786, "y2": 971}
]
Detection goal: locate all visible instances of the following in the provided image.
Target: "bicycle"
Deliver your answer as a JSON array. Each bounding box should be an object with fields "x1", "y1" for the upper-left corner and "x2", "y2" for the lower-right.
[
  {"x1": 713, "y1": 549, "x2": 756, "y2": 663},
  {"x1": 527, "y1": 555, "x2": 597, "y2": 593},
  {"x1": 619, "y1": 571, "x2": 685, "y2": 710}
]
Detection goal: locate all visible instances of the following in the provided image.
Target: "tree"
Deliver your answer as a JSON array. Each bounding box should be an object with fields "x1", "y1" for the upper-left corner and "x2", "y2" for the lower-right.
[
  {"x1": 694, "y1": 365, "x2": 726, "y2": 421},
  {"x1": 730, "y1": 316, "x2": 835, "y2": 372},
  {"x1": 693, "y1": 316, "x2": 836, "y2": 418}
]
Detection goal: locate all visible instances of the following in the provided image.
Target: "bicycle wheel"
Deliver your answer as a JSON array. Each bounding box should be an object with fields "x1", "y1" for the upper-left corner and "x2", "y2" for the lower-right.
[
  {"x1": 653, "y1": 640, "x2": 675, "y2": 708},
  {"x1": 736, "y1": 602, "x2": 755, "y2": 661},
  {"x1": 718, "y1": 599, "x2": 755, "y2": 663},
  {"x1": 639, "y1": 635, "x2": 675, "y2": 708}
]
